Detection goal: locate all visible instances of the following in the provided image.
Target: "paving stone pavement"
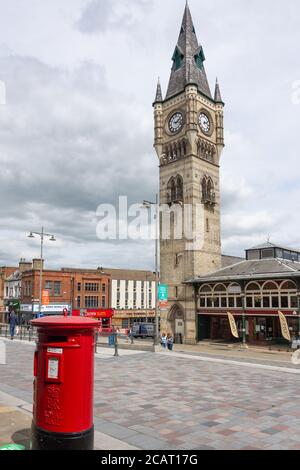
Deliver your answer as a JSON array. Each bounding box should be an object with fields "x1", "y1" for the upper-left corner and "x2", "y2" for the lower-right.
[{"x1": 1, "y1": 339, "x2": 300, "y2": 450}]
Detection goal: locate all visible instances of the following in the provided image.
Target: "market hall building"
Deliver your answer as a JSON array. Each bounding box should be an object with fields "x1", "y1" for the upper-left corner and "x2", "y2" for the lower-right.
[{"x1": 188, "y1": 243, "x2": 300, "y2": 345}]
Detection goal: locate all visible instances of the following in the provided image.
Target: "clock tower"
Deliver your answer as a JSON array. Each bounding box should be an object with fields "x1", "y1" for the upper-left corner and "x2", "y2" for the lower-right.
[{"x1": 153, "y1": 2, "x2": 225, "y2": 343}]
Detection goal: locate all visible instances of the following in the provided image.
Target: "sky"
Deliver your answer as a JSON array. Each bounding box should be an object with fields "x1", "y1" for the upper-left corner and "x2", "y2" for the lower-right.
[{"x1": 0, "y1": 0, "x2": 299, "y2": 271}]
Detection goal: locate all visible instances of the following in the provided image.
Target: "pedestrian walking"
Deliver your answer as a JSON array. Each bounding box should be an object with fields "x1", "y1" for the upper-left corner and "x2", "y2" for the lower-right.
[
  {"x1": 9, "y1": 310, "x2": 18, "y2": 340},
  {"x1": 167, "y1": 333, "x2": 174, "y2": 351},
  {"x1": 160, "y1": 333, "x2": 167, "y2": 349},
  {"x1": 128, "y1": 327, "x2": 134, "y2": 344}
]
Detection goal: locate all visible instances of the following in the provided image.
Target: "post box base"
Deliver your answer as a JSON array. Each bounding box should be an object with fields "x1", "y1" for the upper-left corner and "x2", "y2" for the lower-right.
[{"x1": 31, "y1": 423, "x2": 94, "y2": 450}]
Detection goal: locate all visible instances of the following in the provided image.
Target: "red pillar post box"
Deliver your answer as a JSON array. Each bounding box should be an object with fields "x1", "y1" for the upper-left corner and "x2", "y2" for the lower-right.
[{"x1": 31, "y1": 315, "x2": 99, "y2": 450}]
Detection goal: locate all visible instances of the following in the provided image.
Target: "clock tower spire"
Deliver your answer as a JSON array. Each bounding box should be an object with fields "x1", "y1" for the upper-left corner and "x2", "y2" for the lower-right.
[{"x1": 153, "y1": 3, "x2": 225, "y2": 344}]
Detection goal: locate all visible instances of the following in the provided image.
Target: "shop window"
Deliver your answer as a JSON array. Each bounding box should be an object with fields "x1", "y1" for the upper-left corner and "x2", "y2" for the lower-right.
[
  {"x1": 291, "y1": 296, "x2": 298, "y2": 309},
  {"x1": 254, "y1": 297, "x2": 261, "y2": 308},
  {"x1": 246, "y1": 297, "x2": 253, "y2": 308},
  {"x1": 281, "y1": 296, "x2": 289, "y2": 308},
  {"x1": 54, "y1": 282, "x2": 61, "y2": 297},
  {"x1": 271, "y1": 296, "x2": 279, "y2": 308},
  {"x1": 200, "y1": 298, "x2": 205, "y2": 308},
  {"x1": 228, "y1": 297, "x2": 235, "y2": 308},
  {"x1": 207, "y1": 298, "x2": 213, "y2": 308},
  {"x1": 221, "y1": 297, "x2": 227, "y2": 308},
  {"x1": 236, "y1": 297, "x2": 243, "y2": 308},
  {"x1": 263, "y1": 297, "x2": 270, "y2": 308},
  {"x1": 214, "y1": 297, "x2": 220, "y2": 308}
]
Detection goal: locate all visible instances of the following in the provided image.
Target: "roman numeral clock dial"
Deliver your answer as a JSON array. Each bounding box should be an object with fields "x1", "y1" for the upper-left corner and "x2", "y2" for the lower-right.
[
  {"x1": 199, "y1": 112, "x2": 211, "y2": 134},
  {"x1": 168, "y1": 112, "x2": 184, "y2": 134}
]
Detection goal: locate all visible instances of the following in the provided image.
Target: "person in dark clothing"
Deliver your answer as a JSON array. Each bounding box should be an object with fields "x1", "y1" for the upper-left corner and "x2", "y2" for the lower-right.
[{"x1": 9, "y1": 311, "x2": 18, "y2": 340}]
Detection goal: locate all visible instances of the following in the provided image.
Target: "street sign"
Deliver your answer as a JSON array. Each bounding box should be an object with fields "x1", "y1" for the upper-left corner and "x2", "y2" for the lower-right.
[{"x1": 158, "y1": 284, "x2": 168, "y2": 301}]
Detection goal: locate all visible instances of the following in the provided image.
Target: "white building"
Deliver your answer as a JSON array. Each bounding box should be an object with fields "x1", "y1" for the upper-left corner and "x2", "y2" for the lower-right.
[{"x1": 104, "y1": 269, "x2": 156, "y2": 329}]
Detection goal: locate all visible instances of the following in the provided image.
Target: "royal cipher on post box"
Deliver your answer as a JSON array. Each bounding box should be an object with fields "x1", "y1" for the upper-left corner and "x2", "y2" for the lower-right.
[{"x1": 31, "y1": 315, "x2": 99, "y2": 450}]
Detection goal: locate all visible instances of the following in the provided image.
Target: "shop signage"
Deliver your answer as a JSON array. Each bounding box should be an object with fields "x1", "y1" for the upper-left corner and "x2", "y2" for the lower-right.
[
  {"x1": 32, "y1": 304, "x2": 70, "y2": 313},
  {"x1": 158, "y1": 284, "x2": 168, "y2": 301}
]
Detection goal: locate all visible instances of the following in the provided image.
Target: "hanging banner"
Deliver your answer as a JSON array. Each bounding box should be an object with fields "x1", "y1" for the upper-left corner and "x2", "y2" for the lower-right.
[
  {"x1": 158, "y1": 284, "x2": 168, "y2": 301},
  {"x1": 227, "y1": 312, "x2": 239, "y2": 339},
  {"x1": 42, "y1": 290, "x2": 50, "y2": 306},
  {"x1": 278, "y1": 311, "x2": 291, "y2": 342}
]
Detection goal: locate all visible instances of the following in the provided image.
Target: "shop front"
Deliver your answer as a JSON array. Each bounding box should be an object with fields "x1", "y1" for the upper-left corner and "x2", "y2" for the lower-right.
[{"x1": 197, "y1": 310, "x2": 300, "y2": 345}]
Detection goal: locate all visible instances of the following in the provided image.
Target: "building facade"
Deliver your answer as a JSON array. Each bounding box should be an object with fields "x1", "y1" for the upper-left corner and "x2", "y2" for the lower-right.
[
  {"x1": 0, "y1": 266, "x2": 17, "y2": 318},
  {"x1": 105, "y1": 269, "x2": 156, "y2": 329},
  {"x1": 154, "y1": 3, "x2": 225, "y2": 343},
  {"x1": 190, "y1": 243, "x2": 300, "y2": 345},
  {"x1": 20, "y1": 263, "x2": 110, "y2": 317}
]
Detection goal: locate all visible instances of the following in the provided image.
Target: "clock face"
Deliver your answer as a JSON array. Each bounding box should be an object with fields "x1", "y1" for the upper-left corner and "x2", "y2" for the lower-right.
[
  {"x1": 169, "y1": 112, "x2": 184, "y2": 134},
  {"x1": 199, "y1": 112, "x2": 211, "y2": 134}
]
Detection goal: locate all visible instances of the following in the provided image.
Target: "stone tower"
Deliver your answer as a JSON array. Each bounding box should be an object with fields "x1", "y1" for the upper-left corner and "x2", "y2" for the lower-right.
[{"x1": 153, "y1": 2, "x2": 225, "y2": 343}]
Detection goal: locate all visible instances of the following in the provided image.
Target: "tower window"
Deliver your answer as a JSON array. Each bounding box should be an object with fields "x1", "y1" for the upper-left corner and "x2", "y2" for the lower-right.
[
  {"x1": 194, "y1": 47, "x2": 205, "y2": 70},
  {"x1": 206, "y1": 218, "x2": 210, "y2": 233},
  {"x1": 167, "y1": 175, "x2": 184, "y2": 204},
  {"x1": 173, "y1": 49, "x2": 183, "y2": 70},
  {"x1": 201, "y1": 177, "x2": 216, "y2": 207}
]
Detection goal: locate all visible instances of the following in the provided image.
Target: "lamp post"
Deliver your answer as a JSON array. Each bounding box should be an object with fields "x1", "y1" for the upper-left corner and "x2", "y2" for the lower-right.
[
  {"x1": 142, "y1": 195, "x2": 159, "y2": 346},
  {"x1": 297, "y1": 292, "x2": 300, "y2": 341},
  {"x1": 241, "y1": 292, "x2": 247, "y2": 348},
  {"x1": 28, "y1": 228, "x2": 56, "y2": 317}
]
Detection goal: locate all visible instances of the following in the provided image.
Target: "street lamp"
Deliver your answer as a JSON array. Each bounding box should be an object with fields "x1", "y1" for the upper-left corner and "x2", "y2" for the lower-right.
[
  {"x1": 141, "y1": 194, "x2": 159, "y2": 346},
  {"x1": 240, "y1": 292, "x2": 247, "y2": 349},
  {"x1": 27, "y1": 227, "x2": 56, "y2": 317}
]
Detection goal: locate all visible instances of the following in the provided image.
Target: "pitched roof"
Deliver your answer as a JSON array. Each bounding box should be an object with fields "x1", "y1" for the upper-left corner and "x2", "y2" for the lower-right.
[
  {"x1": 187, "y1": 258, "x2": 300, "y2": 284},
  {"x1": 165, "y1": 3, "x2": 212, "y2": 100},
  {"x1": 247, "y1": 241, "x2": 300, "y2": 253},
  {"x1": 221, "y1": 254, "x2": 244, "y2": 268}
]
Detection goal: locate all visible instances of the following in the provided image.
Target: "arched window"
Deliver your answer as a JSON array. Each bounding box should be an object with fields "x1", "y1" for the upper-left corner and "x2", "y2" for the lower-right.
[
  {"x1": 262, "y1": 281, "x2": 279, "y2": 309},
  {"x1": 280, "y1": 280, "x2": 298, "y2": 309},
  {"x1": 199, "y1": 285, "x2": 213, "y2": 308},
  {"x1": 245, "y1": 281, "x2": 262, "y2": 308},
  {"x1": 168, "y1": 175, "x2": 183, "y2": 204},
  {"x1": 201, "y1": 178, "x2": 207, "y2": 201},
  {"x1": 170, "y1": 179, "x2": 176, "y2": 202},
  {"x1": 176, "y1": 175, "x2": 183, "y2": 201}
]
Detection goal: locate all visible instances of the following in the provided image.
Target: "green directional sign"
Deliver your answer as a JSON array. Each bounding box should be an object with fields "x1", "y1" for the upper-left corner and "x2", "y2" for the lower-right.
[
  {"x1": 0, "y1": 443, "x2": 25, "y2": 451},
  {"x1": 158, "y1": 284, "x2": 168, "y2": 301}
]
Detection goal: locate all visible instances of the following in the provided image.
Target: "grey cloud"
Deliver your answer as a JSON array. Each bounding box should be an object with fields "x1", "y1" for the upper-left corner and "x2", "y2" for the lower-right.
[{"x1": 76, "y1": 0, "x2": 153, "y2": 34}]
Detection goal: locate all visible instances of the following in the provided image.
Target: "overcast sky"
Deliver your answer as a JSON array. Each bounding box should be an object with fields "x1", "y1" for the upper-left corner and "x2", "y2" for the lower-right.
[{"x1": 0, "y1": 0, "x2": 299, "y2": 271}]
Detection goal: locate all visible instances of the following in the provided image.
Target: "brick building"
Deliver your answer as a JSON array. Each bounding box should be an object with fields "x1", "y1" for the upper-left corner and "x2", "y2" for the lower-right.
[{"x1": 20, "y1": 262, "x2": 110, "y2": 317}]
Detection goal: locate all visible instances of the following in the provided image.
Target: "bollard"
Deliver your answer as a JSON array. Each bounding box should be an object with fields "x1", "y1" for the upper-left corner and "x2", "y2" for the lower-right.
[
  {"x1": 31, "y1": 315, "x2": 99, "y2": 450},
  {"x1": 114, "y1": 333, "x2": 119, "y2": 357}
]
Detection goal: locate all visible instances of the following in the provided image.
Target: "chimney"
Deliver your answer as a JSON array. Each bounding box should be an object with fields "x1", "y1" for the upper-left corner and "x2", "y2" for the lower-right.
[
  {"x1": 19, "y1": 258, "x2": 32, "y2": 272},
  {"x1": 32, "y1": 259, "x2": 44, "y2": 271}
]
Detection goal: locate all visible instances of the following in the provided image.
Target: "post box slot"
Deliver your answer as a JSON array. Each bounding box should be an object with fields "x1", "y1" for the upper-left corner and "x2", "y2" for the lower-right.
[{"x1": 47, "y1": 336, "x2": 68, "y2": 343}]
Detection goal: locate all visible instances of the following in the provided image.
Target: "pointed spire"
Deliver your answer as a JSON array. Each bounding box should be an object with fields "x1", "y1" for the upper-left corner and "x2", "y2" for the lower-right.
[
  {"x1": 214, "y1": 78, "x2": 223, "y2": 103},
  {"x1": 154, "y1": 77, "x2": 163, "y2": 103},
  {"x1": 166, "y1": 2, "x2": 212, "y2": 100}
]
